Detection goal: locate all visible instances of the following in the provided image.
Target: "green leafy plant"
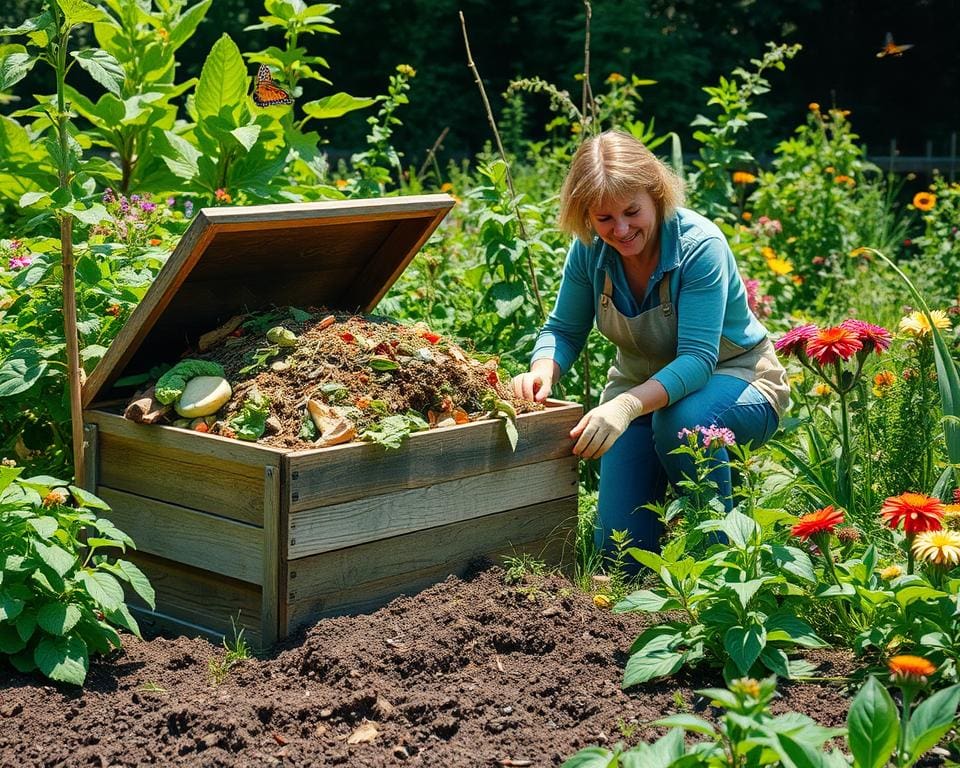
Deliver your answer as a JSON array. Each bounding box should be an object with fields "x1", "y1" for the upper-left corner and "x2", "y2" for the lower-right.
[
  {"x1": 614, "y1": 509, "x2": 825, "y2": 686},
  {"x1": 207, "y1": 613, "x2": 250, "y2": 685},
  {"x1": 0, "y1": 464, "x2": 154, "y2": 685}
]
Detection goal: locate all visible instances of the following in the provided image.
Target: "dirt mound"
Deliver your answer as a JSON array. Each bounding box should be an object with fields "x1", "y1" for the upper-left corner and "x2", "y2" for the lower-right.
[{"x1": 0, "y1": 567, "x2": 856, "y2": 767}]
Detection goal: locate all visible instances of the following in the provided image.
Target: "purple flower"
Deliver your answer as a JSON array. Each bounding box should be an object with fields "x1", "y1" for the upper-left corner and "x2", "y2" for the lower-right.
[
  {"x1": 140, "y1": 200, "x2": 157, "y2": 213},
  {"x1": 839, "y1": 318, "x2": 892, "y2": 354},
  {"x1": 9, "y1": 255, "x2": 33, "y2": 270},
  {"x1": 678, "y1": 427, "x2": 698, "y2": 441},
  {"x1": 166, "y1": 197, "x2": 175, "y2": 207},
  {"x1": 184, "y1": 200, "x2": 194, "y2": 218},
  {"x1": 102, "y1": 188, "x2": 115, "y2": 204}
]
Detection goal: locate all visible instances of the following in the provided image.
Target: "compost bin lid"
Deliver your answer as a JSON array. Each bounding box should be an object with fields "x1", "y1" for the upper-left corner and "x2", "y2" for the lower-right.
[{"x1": 82, "y1": 194, "x2": 455, "y2": 407}]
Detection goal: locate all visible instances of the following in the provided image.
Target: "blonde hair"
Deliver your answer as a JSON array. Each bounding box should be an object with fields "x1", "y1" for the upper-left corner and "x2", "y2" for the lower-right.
[{"x1": 558, "y1": 130, "x2": 686, "y2": 243}]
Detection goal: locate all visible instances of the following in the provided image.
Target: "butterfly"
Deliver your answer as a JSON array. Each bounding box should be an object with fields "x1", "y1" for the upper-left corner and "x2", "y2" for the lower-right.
[
  {"x1": 876, "y1": 32, "x2": 914, "y2": 58},
  {"x1": 252, "y1": 64, "x2": 293, "y2": 107}
]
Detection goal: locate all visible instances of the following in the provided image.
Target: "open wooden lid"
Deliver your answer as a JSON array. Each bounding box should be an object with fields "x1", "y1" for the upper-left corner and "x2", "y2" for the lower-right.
[{"x1": 82, "y1": 194, "x2": 455, "y2": 407}]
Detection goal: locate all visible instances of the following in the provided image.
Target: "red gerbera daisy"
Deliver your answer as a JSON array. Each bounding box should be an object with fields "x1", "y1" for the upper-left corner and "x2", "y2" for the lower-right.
[
  {"x1": 888, "y1": 655, "x2": 936, "y2": 684},
  {"x1": 805, "y1": 326, "x2": 862, "y2": 365},
  {"x1": 880, "y1": 492, "x2": 944, "y2": 536},
  {"x1": 774, "y1": 324, "x2": 818, "y2": 358},
  {"x1": 839, "y1": 318, "x2": 892, "y2": 354},
  {"x1": 791, "y1": 505, "x2": 845, "y2": 540}
]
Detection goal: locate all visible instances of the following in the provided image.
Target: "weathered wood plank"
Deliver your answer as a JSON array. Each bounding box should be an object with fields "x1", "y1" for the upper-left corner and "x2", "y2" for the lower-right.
[
  {"x1": 285, "y1": 496, "x2": 576, "y2": 632},
  {"x1": 123, "y1": 551, "x2": 263, "y2": 648},
  {"x1": 261, "y1": 466, "x2": 280, "y2": 648},
  {"x1": 96, "y1": 487, "x2": 263, "y2": 585},
  {"x1": 286, "y1": 401, "x2": 582, "y2": 512},
  {"x1": 287, "y1": 456, "x2": 578, "y2": 559},
  {"x1": 82, "y1": 423, "x2": 98, "y2": 492},
  {"x1": 95, "y1": 432, "x2": 269, "y2": 526}
]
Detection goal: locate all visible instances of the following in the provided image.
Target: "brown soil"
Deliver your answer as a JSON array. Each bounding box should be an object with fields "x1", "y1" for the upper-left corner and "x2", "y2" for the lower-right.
[
  {"x1": 0, "y1": 567, "x2": 860, "y2": 768},
  {"x1": 158, "y1": 309, "x2": 537, "y2": 450}
]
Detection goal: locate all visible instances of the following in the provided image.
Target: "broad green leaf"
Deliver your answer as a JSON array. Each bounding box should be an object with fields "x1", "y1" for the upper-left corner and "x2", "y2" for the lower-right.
[
  {"x1": 19, "y1": 191, "x2": 50, "y2": 208},
  {"x1": 75, "y1": 254, "x2": 103, "y2": 285},
  {"x1": 229, "y1": 124, "x2": 261, "y2": 151},
  {"x1": 615, "y1": 589, "x2": 680, "y2": 613},
  {"x1": 0, "y1": 52, "x2": 36, "y2": 90},
  {"x1": 68, "y1": 485, "x2": 110, "y2": 510},
  {"x1": 78, "y1": 570, "x2": 124, "y2": 611},
  {"x1": 765, "y1": 613, "x2": 828, "y2": 648},
  {"x1": 771, "y1": 545, "x2": 816, "y2": 583},
  {"x1": 846, "y1": 676, "x2": 898, "y2": 768},
  {"x1": 0, "y1": 590, "x2": 25, "y2": 622},
  {"x1": 70, "y1": 49, "x2": 124, "y2": 95},
  {"x1": 724, "y1": 624, "x2": 766, "y2": 675},
  {"x1": 725, "y1": 578, "x2": 767, "y2": 609},
  {"x1": 760, "y1": 646, "x2": 790, "y2": 677},
  {"x1": 0, "y1": 623, "x2": 27, "y2": 654},
  {"x1": 56, "y1": 0, "x2": 109, "y2": 25},
  {"x1": 105, "y1": 602, "x2": 141, "y2": 638},
  {"x1": 301, "y1": 92, "x2": 376, "y2": 120},
  {"x1": 34, "y1": 634, "x2": 89, "y2": 685},
  {"x1": 653, "y1": 713, "x2": 717, "y2": 736},
  {"x1": 621, "y1": 729, "x2": 685, "y2": 768},
  {"x1": 113, "y1": 560, "x2": 154, "y2": 608},
  {"x1": 905, "y1": 684, "x2": 960, "y2": 764},
  {"x1": 560, "y1": 747, "x2": 617, "y2": 768},
  {"x1": 195, "y1": 34, "x2": 246, "y2": 123},
  {"x1": 168, "y1": 0, "x2": 212, "y2": 51},
  {"x1": 0, "y1": 11, "x2": 54, "y2": 37},
  {"x1": 623, "y1": 650, "x2": 685, "y2": 687},
  {"x1": 489, "y1": 281, "x2": 525, "y2": 319},
  {"x1": 27, "y1": 516, "x2": 58, "y2": 539},
  {"x1": 0, "y1": 349, "x2": 46, "y2": 396},
  {"x1": 719, "y1": 509, "x2": 758, "y2": 547},
  {"x1": 62, "y1": 202, "x2": 110, "y2": 226},
  {"x1": 37, "y1": 602, "x2": 82, "y2": 635},
  {"x1": 0, "y1": 464, "x2": 22, "y2": 496},
  {"x1": 161, "y1": 130, "x2": 201, "y2": 180},
  {"x1": 34, "y1": 541, "x2": 76, "y2": 578},
  {"x1": 15, "y1": 611, "x2": 37, "y2": 643},
  {"x1": 896, "y1": 585, "x2": 945, "y2": 609},
  {"x1": 772, "y1": 732, "x2": 831, "y2": 768}
]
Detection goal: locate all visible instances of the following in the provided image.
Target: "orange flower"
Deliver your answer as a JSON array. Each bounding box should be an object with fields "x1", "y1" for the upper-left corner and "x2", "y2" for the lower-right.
[
  {"x1": 732, "y1": 171, "x2": 757, "y2": 185},
  {"x1": 808, "y1": 102, "x2": 820, "y2": 112},
  {"x1": 214, "y1": 188, "x2": 232, "y2": 203},
  {"x1": 881, "y1": 492, "x2": 944, "y2": 536},
  {"x1": 42, "y1": 488, "x2": 69, "y2": 507},
  {"x1": 335, "y1": 179, "x2": 349, "y2": 189},
  {"x1": 149, "y1": 238, "x2": 162, "y2": 246},
  {"x1": 805, "y1": 326, "x2": 862, "y2": 365},
  {"x1": 791, "y1": 505, "x2": 844, "y2": 540},
  {"x1": 833, "y1": 174, "x2": 855, "y2": 187},
  {"x1": 888, "y1": 655, "x2": 936, "y2": 684},
  {"x1": 874, "y1": 370, "x2": 896, "y2": 388},
  {"x1": 912, "y1": 191, "x2": 936, "y2": 211},
  {"x1": 741, "y1": 211, "x2": 752, "y2": 221}
]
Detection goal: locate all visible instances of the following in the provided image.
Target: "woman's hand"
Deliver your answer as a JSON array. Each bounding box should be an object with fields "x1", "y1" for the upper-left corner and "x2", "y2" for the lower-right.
[
  {"x1": 570, "y1": 393, "x2": 645, "y2": 459},
  {"x1": 512, "y1": 359, "x2": 560, "y2": 402}
]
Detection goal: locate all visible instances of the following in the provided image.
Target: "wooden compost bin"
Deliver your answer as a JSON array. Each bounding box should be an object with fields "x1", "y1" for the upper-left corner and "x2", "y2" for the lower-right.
[{"x1": 81, "y1": 195, "x2": 583, "y2": 648}]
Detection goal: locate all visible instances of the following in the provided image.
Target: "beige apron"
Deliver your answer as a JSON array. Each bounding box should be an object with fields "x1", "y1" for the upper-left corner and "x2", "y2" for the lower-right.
[{"x1": 597, "y1": 272, "x2": 791, "y2": 416}]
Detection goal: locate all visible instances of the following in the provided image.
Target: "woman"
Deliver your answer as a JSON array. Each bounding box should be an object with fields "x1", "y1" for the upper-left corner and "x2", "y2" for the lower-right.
[{"x1": 513, "y1": 130, "x2": 790, "y2": 555}]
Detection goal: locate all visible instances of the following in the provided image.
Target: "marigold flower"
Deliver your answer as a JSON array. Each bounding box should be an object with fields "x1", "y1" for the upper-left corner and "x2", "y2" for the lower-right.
[
  {"x1": 899, "y1": 310, "x2": 950, "y2": 337},
  {"x1": 766, "y1": 258, "x2": 792, "y2": 276},
  {"x1": 732, "y1": 171, "x2": 757, "y2": 185},
  {"x1": 873, "y1": 370, "x2": 896, "y2": 396},
  {"x1": 791, "y1": 275, "x2": 804, "y2": 285},
  {"x1": 214, "y1": 188, "x2": 232, "y2": 204},
  {"x1": 808, "y1": 102, "x2": 820, "y2": 112},
  {"x1": 42, "y1": 488, "x2": 69, "y2": 508},
  {"x1": 440, "y1": 182, "x2": 454, "y2": 193},
  {"x1": 834, "y1": 174, "x2": 855, "y2": 187},
  {"x1": 911, "y1": 529, "x2": 960, "y2": 566},
  {"x1": 335, "y1": 179, "x2": 349, "y2": 189},
  {"x1": 805, "y1": 326, "x2": 863, "y2": 365},
  {"x1": 741, "y1": 211, "x2": 752, "y2": 221},
  {"x1": 912, "y1": 191, "x2": 936, "y2": 211},
  {"x1": 812, "y1": 382, "x2": 832, "y2": 397},
  {"x1": 881, "y1": 492, "x2": 944, "y2": 536},
  {"x1": 791, "y1": 505, "x2": 844, "y2": 540},
  {"x1": 730, "y1": 678, "x2": 761, "y2": 698},
  {"x1": 605, "y1": 72, "x2": 626, "y2": 84},
  {"x1": 888, "y1": 655, "x2": 936, "y2": 684},
  {"x1": 878, "y1": 564, "x2": 903, "y2": 580},
  {"x1": 840, "y1": 319, "x2": 892, "y2": 354},
  {"x1": 775, "y1": 323, "x2": 818, "y2": 357}
]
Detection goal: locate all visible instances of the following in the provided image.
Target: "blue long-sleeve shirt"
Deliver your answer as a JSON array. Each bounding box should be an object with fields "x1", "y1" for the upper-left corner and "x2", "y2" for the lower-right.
[{"x1": 531, "y1": 207, "x2": 769, "y2": 404}]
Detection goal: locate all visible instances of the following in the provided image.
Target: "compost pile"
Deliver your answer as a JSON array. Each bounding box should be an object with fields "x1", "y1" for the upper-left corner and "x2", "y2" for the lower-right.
[{"x1": 125, "y1": 308, "x2": 536, "y2": 450}]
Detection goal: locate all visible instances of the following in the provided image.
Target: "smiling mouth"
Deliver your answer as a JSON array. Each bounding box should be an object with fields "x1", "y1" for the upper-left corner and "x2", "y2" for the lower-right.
[{"x1": 618, "y1": 231, "x2": 641, "y2": 243}]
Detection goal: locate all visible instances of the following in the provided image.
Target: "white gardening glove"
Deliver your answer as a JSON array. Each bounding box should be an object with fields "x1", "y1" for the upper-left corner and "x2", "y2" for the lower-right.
[{"x1": 570, "y1": 392, "x2": 644, "y2": 459}]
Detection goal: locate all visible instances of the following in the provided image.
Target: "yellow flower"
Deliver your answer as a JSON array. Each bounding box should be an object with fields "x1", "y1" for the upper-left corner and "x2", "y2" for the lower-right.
[
  {"x1": 571, "y1": 123, "x2": 582, "y2": 134},
  {"x1": 732, "y1": 171, "x2": 757, "y2": 185},
  {"x1": 730, "y1": 678, "x2": 761, "y2": 698},
  {"x1": 878, "y1": 564, "x2": 903, "y2": 580},
  {"x1": 767, "y1": 257, "x2": 794, "y2": 276},
  {"x1": 849, "y1": 246, "x2": 872, "y2": 258},
  {"x1": 440, "y1": 182, "x2": 454, "y2": 193},
  {"x1": 791, "y1": 274, "x2": 805, "y2": 285},
  {"x1": 899, "y1": 309, "x2": 950, "y2": 337},
  {"x1": 592, "y1": 594, "x2": 612, "y2": 609},
  {"x1": 812, "y1": 382, "x2": 831, "y2": 397},
  {"x1": 912, "y1": 529, "x2": 960, "y2": 566},
  {"x1": 396, "y1": 64, "x2": 417, "y2": 78},
  {"x1": 943, "y1": 504, "x2": 960, "y2": 529},
  {"x1": 824, "y1": 166, "x2": 836, "y2": 174},
  {"x1": 605, "y1": 72, "x2": 626, "y2": 84},
  {"x1": 761, "y1": 246, "x2": 776, "y2": 261},
  {"x1": 808, "y1": 102, "x2": 820, "y2": 112},
  {"x1": 912, "y1": 191, "x2": 936, "y2": 211}
]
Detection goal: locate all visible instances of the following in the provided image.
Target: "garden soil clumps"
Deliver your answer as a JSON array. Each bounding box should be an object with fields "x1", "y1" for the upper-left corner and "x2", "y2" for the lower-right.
[{"x1": 1, "y1": 567, "x2": 855, "y2": 767}]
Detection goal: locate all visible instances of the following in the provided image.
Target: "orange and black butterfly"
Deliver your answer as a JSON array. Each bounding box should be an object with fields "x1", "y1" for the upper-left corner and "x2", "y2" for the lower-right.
[
  {"x1": 252, "y1": 64, "x2": 293, "y2": 107},
  {"x1": 877, "y1": 32, "x2": 913, "y2": 58}
]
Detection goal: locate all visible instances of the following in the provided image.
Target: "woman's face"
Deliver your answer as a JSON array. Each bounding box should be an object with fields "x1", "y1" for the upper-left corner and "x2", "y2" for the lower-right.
[{"x1": 588, "y1": 190, "x2": 659, "y2": 260}]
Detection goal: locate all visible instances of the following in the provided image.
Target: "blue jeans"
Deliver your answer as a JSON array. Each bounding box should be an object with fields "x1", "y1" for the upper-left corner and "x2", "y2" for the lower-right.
[{"x1": 593, "y1": 374, "x2": 779, "y2": 556}]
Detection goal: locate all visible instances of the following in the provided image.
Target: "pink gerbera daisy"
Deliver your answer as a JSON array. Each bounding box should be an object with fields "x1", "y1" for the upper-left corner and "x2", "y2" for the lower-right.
[
  {"x1": 840, "y1": 319, "x2": 892, "y2": 354},
  {"x1": 805, "y1": 326, "x2": 862, "y2": 365},
  {"x1": 774, "y1": 324, "x2": 818, "y2": 358}
]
